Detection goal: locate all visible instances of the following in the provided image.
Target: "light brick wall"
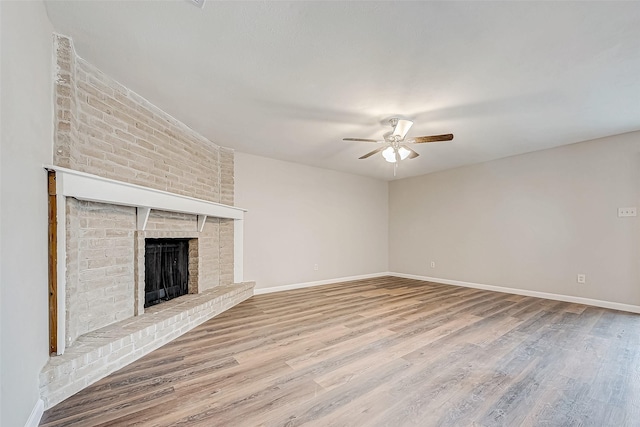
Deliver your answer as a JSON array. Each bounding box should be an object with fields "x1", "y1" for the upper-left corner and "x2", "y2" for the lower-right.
[
  {"x1": 53, "y1": 34, "x2": 76, "y2": 168},
  {"x1": 55, "y1": 34, "x2": 223, "y2": 203},
  {"x1": 145, "y1": 211, "x2": 197, "y2": 231},
  {"x1": 220, "y1": 147, "x2": 234, "y2": 205},
  {"x1": 219, "y1": 148, "x2": 235, "y2": 283},
  {"x1": 219, "y1": 219, "x2": 235, "y2": 285},
  {"x1": 53, "y1": 34, "x2": 236, "y2": 346},
  {"x1": 199, "y1": 219, "x2": 221, "y2": 291},
  {"x1": 66, "y1": 200, "x2": 136, "y2": 344}
]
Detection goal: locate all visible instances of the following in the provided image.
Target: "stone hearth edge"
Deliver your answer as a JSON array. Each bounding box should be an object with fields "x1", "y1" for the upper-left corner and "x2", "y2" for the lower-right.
[{"x1": 40, "y1": 282, "x2": 254, "y2": 409}]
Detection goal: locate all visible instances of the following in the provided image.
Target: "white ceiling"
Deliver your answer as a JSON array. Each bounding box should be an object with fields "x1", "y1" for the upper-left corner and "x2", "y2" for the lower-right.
[{"x1": 45, "y1": 1, "x2": 640, "y2": 181}]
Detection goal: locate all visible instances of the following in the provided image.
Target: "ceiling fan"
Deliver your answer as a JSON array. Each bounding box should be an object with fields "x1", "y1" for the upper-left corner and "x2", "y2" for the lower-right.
[{"x1": 343, "y1": 118, "x2": 453, "y2": 164}]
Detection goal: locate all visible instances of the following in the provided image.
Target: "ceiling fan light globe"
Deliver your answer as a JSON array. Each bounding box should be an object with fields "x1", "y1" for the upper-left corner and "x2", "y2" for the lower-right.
[{"x1": 382, "y1": 146, "x2": 397, "y2": 163}]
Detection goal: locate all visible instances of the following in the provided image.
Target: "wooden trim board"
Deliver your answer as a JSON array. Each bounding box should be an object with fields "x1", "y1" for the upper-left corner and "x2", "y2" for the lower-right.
[{"x1": 47, "y1": 170, "x2": 57, "y2": 355}]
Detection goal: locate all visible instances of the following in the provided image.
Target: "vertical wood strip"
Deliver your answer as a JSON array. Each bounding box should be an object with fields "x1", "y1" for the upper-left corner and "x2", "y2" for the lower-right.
[{"x1": 48, "y1": 170, "x2": 58, "y2": 355}]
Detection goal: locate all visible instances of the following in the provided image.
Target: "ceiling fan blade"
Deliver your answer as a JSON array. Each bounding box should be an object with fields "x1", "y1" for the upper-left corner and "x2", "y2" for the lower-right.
[
  {"x1": 343, "y1": 138, "x2": 379, "y2": 143},
  {"x1": 402, "y1": 145, "x2": 420, "y2": 159},
  {"x1": 359, "y1": 147, "x2": 384, "y2": 159},
  {"x1": 392, "y1": 119, "x2": 413, "y2": 139},
  {"x1": 409, "y1": 134, "x2": 454, "y2": 143}
]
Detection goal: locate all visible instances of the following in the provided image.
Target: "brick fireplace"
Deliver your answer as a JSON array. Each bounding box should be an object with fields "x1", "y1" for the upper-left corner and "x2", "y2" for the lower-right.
[
  {"x1": 39, "y1": 34, "x2": 254, "y2": 408},
  {"x1": 48, "y1": 164, "x2": 248, "y2": 339}
]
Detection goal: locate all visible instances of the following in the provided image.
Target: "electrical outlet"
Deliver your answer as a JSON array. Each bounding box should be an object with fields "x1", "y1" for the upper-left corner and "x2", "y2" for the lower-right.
[
  {"x1": 430, "y1": 261, "x2": 436, "y2": 268},
  {"x1": 577, "y1": 274, "x2": 586, "y2": 284},
  {"x1": 314, "y1": 264, "x2": 318, "y2": 271},
  {"x1": 618, "y1": 207, "x2": 637, "y2": 217}
]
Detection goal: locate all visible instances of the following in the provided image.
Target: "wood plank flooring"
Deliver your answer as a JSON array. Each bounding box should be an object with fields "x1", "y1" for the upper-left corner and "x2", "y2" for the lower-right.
[{"x1": 40, "y1": 276, "x2": 640, "y2": 426}]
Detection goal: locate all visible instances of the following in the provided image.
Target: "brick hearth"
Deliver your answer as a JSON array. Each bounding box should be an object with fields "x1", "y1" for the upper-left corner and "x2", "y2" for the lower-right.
[{"x1": 40, "y1": 282, "x2": 254, "y2": 409}]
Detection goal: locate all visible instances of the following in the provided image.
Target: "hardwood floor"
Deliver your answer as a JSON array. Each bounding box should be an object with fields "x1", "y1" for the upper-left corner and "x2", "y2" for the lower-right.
[{"x1": 40, "y1": 276, "x2": 640, "y2": 426}]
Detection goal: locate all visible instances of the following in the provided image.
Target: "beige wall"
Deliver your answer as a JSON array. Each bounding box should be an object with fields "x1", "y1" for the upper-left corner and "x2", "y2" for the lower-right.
[
  {"x1": 235, "y1": 152, "x2": 389, "y2": 290},
  {"x1": 390, "y1": 131, "x2": 640, "y2": 305},
  {"x1": 0, "y1": 1, "x2": 54, "y2": 425}
]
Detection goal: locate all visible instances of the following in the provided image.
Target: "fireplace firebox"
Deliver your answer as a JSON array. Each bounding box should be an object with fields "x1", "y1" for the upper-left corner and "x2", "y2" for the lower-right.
[{"x1": 145, "y1": 238, "x2": 190, "y2": 308}]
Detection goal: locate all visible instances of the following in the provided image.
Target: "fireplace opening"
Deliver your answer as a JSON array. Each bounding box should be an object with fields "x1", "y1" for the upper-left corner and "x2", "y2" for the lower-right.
[{"x1": 145, "y1": 238, "x2": 190, "y2": 308}]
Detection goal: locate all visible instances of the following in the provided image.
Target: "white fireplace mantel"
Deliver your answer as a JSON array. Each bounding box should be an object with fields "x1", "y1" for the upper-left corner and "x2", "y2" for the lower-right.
[
  {"x1": 45, "y1": 165, "x2": 247, "y2": 354},
  {"x1": 46, "y1": 165, "x2": 246, "y2": 220}
]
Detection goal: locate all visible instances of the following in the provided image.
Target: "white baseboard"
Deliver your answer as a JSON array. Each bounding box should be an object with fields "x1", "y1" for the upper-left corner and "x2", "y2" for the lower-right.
[
  {"x1": 253, "y1": 272, "x2": 390, "y2": 295},
  {"x1": 390, "y1": 272, "x2": 640, "y2": 314},
  {"x1": 25, "y1": 399, "x2": 44, "y2": 427}
]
